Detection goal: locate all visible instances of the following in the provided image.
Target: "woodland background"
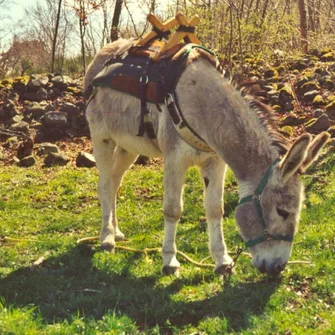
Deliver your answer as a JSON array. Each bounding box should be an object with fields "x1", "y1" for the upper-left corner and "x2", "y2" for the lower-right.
[{"x1": 0, "y1": 0, "x2": 335, "y2": 78}]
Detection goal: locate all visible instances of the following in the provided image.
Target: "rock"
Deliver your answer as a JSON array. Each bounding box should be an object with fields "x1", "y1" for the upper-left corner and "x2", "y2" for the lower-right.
[
  {"x1": 24, "y1": 88, "x2": 49, "y2": 102},
  {"x1": 48, "y1": 87, "x2": 63, "y2": 99},
  {"x1": 17, "y1": 139, "x2": 34, "y2": 159},
  {"x1": 44, "y1": 152, "x2": 69, "y2": 167},
  {"x1": 26, "y1": 102, "x2": 46, "y2": 119},
  {"x1": 37, "y1": 143, "x2": 60, "y2": 155},
  {"x1": 6, "y1": 114, "x2": 24, "y2": 126},
  {"x1": 5, "y1": 137, "x2": 18, "y2": 149},
  {"x1": 44, "y1": 111, "x2": 67, "y2": 126},
  {"x1": 19, "y1": 155, "x2": 36, "y2": 167},
  {"x1": 9, "y1": 121, "x2": 29, "y2": 133},
  {"x1": 264, "y1": 68, "x2": 278, "y2": 79},
  {"x1": 313, "y1": 109, "x2": 324, "y2": 118},
  {"x1": 280, "y1": 126, "x2": 293, "y2": 137},
  {"x1": 76, "y1": 151, "x2": 96, "y2": 168},
  {"x1": 312, "y1": 95, "x2": 325, "y2": 106},
  {"x1": 1, "y1": 99, "x2": 19, "y2": 117},
  {"x1": 321, "y1": 52, "x2": 335, "y2": 62},
  {"x1": 27, "y1": 75, "x2": 49, "y2": 91},
  {"x1": 280, "y1": 114, "x2": 306, "y2": 127},
  {"x1": 52, "y1": 75, "x2": 73, "y2": 90},
  {"x1": 279, "y1": 86, "x2": 294, "y2": 110},
  {"x1": 61, "y1": 103, "x2": 80, "y2": 115},
  {"x1": 304, "y1": 90, "x2": 319, "y2": 102},
  {"x1": 290, "y1": 59, "x2": 308, "y2": 71},
  {"x1": 328, "y1": 126, "x2": 335, "y2": 138},
  {"x1": 299, "y1": 81, "x2": 320, "y2": 94},
  {"x1": 325, "y1": 101, "x2": 335, "y2": 120},
  {"x1": 305, "y1": 114, "x2": 330, "y2": 134}
]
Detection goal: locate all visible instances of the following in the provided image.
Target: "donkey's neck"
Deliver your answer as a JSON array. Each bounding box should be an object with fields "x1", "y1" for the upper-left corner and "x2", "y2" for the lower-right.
[{"x1": 178, "y1": 60, "x2": 281, "y2": 193}]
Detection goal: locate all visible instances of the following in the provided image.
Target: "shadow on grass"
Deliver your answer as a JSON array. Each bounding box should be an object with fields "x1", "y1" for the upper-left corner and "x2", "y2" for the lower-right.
[{"x1": 0, "y1": 244, "x2": 280, "y2": 333}]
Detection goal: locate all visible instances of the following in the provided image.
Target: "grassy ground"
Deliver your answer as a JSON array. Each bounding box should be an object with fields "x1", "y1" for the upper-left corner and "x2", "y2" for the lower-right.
[{"x1": 0, "y1": 143, "x2": 335, "y2": 334}]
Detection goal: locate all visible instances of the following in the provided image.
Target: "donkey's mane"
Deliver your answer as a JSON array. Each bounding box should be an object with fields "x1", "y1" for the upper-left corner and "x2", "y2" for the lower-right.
[{"x1": 229, "y1": 73, "x2": 290, "y2": 156}]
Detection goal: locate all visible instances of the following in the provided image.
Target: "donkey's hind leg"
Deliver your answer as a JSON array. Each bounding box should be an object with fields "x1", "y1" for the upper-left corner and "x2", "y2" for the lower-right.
[
  {"x1": 200, "y1": 157, "x2": 233, "y2": 275},
  {"x1": 92, "y1": 136, "x2": 138, "y2": 251}
]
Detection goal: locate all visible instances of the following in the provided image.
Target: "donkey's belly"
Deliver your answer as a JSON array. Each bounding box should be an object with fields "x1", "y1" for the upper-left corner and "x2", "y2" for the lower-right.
[{"x1": 112, "y1": 133, "x2": 163, "y2": 157}]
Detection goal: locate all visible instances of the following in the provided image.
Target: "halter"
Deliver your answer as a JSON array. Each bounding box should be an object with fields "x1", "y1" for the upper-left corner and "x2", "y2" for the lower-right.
[{"x1": 238, "y1": 158, "x2": 294, "y2": 248}]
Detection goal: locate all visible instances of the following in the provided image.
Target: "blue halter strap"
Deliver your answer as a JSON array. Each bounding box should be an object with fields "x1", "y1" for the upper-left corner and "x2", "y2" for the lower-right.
[{"x1": 238, "y1": 158, "x2": 294, "y2": 248}]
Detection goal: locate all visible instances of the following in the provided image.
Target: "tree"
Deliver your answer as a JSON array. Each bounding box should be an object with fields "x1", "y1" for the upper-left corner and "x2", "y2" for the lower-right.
[
  {"x1": 110, "y1": 0, "x2": 123, "y2": 41},
  {"x1": 51, "y1": 0, "x2": 63, "y2": 72},
  {"x1": 298, "y1": 0, "x2": 308, "y2": 53}
]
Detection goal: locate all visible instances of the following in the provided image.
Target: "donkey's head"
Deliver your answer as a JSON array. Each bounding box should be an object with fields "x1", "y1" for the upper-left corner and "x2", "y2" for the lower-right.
[{"x1": 235, "y1": 132, "x2": 330, "y2": 275}]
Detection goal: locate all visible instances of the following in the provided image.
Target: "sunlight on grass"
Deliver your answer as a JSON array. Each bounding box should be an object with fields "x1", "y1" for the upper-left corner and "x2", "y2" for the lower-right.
[{"x1": 0, "y1": 158, "x2": 334, "y2": 334}]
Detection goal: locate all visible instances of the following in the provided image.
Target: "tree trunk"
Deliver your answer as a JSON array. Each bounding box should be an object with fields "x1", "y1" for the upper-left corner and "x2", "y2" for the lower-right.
[
  {"x1": 298, "y1": 0, "x2": 308, "y2": 53},
  {"x1": 110, "y1": 0, "x2": 123, "y2": 42},
  {"x1": 51, "y1": 0, "x2": 62, "y2": 73}
]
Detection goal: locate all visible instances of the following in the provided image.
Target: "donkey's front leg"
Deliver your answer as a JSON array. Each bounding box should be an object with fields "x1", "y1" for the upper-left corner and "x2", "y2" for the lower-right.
[
  {"x1": 200, "y1": 157, "x2": 233, "y2": 274},
  {"x1": 162, "y1": 156, "x2": 188, "y2": 275}
]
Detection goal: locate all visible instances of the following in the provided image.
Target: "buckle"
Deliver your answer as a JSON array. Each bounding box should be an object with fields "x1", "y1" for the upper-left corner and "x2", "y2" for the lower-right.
[
  {"x1": 140, "y1": 75, "x2": 149, "y2": 84},
  {"x1": 252, "y1": 194, "x2": 261, "y2": 201},
  {"x1": 165, "y1": 93, "x2": 174, "y2": 105}
]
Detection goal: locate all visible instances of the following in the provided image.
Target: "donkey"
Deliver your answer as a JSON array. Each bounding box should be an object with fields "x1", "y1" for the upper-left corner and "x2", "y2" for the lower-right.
[{"x1": 84, "y1": 39, "x2": 329, "y2": 276}]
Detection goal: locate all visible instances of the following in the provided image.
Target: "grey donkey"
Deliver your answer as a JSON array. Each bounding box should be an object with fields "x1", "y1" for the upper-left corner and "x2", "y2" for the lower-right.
[{"x1": 84, "y1": 39, "x2": 330, "y2": 276}]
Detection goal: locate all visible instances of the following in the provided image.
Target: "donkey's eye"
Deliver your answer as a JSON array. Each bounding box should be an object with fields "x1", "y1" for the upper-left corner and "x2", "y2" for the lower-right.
[{"x1": 277, "y1": 208, "x2": 289, "y2": 220}]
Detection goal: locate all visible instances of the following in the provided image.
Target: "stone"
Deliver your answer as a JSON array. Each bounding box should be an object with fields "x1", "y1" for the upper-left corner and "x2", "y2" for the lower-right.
[
  {"x1": 328, "y1": 126, "x2": 335, "y2": 138},
  {"x1": 305, "y1": 114, "x2": 330, "y2": 134},
  {"x1": 325, "y1": 101, "x2": 335, "y2": 120},
  {"x1": 313, "y1": 109, "x2": 324, "y2": 118},
  {"x1": 19, "y1": 155, "x2": 36, "y2": 167},
  {"x1": 26, "y1": 103, "x2": 46, "y2": 119},
  {"x1": 304, "y1": 90, "x2": 319, "y2": 102},
  {"x1": 52, "y1": 75, "x2": 73, "y2": 90},
  {"x1": 312, "y1": 95, "x2": 325, "y2": 106},
  {"x1": 7, "y1": 114, "x2": 24, "y2": 126},
  {"x1": 44, "y1": 111, "x2": 67, "y2": 126},
  {"x1": 9, "y1": 121, "x2": 29, "y2": 133},
  {"x1": 24, "y1": 88, "x2": 49, "y2": 102},
  {"x1": 299, "y1": 81, "x2": 320, "y2": 94},
  {"x1": 264, "y1": 68, "x2": 278, "y2": 79},
  {"x1": 76, "y1": 151, "x2": 96, "y2": 168},
  {"x1": 280, "y1": 126, "x2": 293, "y2": 137},
  {"x1": 61, "y1": 102, "x2": 80, "y2": 115},
  {"x1": 5, "y1": 137, "x2": 18, "y2": 149},
  {"x1": 37, "y1": 143, "x2": 60, "y2": 155},
  {"x1": 280, "y1": 114, "x2": 306, "y2": 127},
  {"x1": 279, "y1": 86, "x2": 294, "y2": 109},
  {"x1": 44, "y1": 152, "x2": 69, "y2": 167},
  {"x1": 27, "y1": 75, "x2": 49, "y2": 91},
  {"x1": 17, "y1": 139, "x2": 34, "y2": 159}
]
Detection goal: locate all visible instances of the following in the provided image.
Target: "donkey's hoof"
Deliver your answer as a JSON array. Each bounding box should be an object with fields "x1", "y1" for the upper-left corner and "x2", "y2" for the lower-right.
[
  {"x1": 115, "y1": 233, "x2": 125, "y2": 242},
  {"x1": 215, "y1": 263, "x2": 235, "y2": 276},
  {"x1": 162, "y1": 266, "x2": 180, "y2": 276},
  {"x1": 100, "y1": 242, "x2": 115, "y2": 253}
]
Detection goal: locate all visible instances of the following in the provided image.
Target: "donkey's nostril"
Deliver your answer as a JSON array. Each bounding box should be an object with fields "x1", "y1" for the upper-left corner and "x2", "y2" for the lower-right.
[
  {"x1": 258, "y1": 260, "x2": 266, "y2": 273},
  {"x1": 276, "y1": 262, "x2": 287, "y2": 273}
]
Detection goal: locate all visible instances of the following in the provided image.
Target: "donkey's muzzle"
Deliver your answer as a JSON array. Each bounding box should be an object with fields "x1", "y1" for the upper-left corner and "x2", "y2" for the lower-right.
[{"x1": 256, "y1": 258, "x2": 287, "y2": 275}]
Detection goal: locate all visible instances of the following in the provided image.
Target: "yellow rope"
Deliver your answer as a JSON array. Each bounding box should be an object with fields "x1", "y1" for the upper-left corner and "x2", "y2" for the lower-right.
[{"x1": 2, "y1": 235, "x2": 313, "y2": 267}]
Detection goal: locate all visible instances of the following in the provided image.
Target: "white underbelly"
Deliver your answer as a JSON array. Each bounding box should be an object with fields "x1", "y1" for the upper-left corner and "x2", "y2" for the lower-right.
[{"x1": 113, "y1": 133, "x2": 163, "y2": 157}]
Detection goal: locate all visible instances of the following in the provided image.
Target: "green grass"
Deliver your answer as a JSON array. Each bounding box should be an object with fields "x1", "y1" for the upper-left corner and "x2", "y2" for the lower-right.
[{"x1": 0, "y1": 145, "x2": 334, "y2": 334}]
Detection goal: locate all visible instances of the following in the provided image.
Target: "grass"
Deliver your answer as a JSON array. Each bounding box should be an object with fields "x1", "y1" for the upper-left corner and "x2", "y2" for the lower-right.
[{"x1": 0, "y1": 143, "x2": 335, "y2": 334}]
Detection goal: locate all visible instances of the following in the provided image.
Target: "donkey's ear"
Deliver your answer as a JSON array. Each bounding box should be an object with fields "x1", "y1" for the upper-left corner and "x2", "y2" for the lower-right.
[
  {"x1": 280, "y1": 134, "x2": 312, "y2": 182},
  {"x1": 300, "y1": 132, "x2": 330, "y2": 173}
]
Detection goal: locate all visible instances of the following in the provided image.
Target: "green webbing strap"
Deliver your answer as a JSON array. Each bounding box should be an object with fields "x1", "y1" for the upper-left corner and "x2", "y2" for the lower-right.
[{"x1": 238, "y1": 158, "x2": 280, "y2": 206}]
